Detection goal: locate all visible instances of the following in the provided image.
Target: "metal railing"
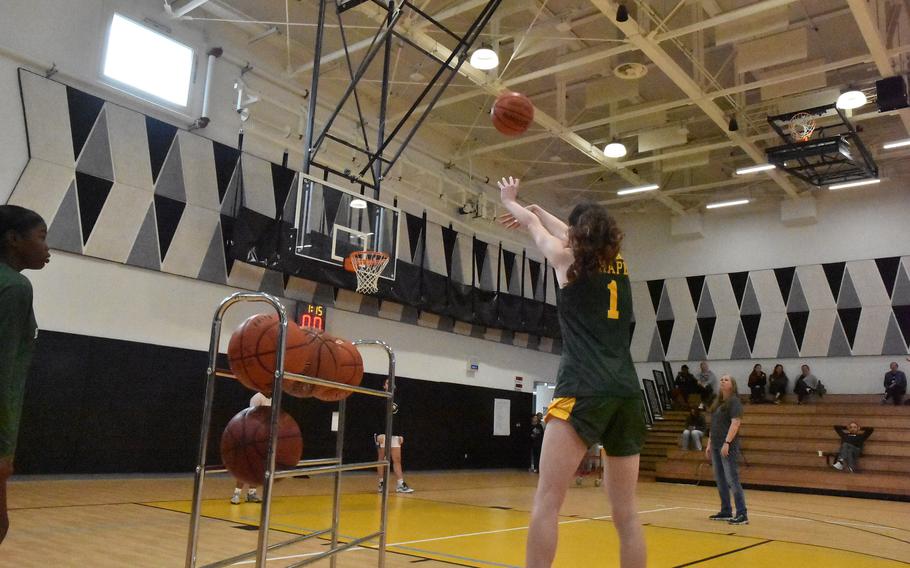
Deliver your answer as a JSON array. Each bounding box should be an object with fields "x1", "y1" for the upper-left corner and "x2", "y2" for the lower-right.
[{"x1": 185, "y1": 292, "x2": 396, "y2": 568}]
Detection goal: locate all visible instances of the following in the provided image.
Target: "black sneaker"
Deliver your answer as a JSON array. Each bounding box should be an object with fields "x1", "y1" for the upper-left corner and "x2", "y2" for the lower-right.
[
  {"x1": 709, "y1": 512, "x2": 734, "y2": 521},
  {"x1": 728, "y1": 514, "x2": 749, "y2": 525}
]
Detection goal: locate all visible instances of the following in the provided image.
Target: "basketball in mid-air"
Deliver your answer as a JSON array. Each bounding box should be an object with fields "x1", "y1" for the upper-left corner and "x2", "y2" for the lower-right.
[{"x1": 491, "y1": 92, "x2": 534, "y2": 136}]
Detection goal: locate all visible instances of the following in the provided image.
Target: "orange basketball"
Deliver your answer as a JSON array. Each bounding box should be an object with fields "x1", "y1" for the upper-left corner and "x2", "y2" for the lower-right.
[
  {"x1": 491, "y1": 92, "x2": 534, "y2": 136},
  {"x1": 312, "y1": 336, "x2": 364, "y2": 402},
  {"x1": 221, "y1": 406, "x2": 303, "y2": 486},
  {"x1": 227, "y1": 314, "x2": 317, "y2": 395}
]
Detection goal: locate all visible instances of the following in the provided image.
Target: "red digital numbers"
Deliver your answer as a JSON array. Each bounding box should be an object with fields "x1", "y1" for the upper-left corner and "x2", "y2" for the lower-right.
[{"x1": 299, "y1": 303, "x2": 326, "y2": 331}]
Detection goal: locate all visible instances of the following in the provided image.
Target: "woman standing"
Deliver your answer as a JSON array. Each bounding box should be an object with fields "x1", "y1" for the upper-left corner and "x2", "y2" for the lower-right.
[
  {"x1": 705, "y1": 375, "x2": 748, "y2": 525},
  {"x1": 498, "y1": 177, "x2": 646, "y2": 568},
  {"x1": 0, "y1": 205, "x2": 50, "y2": 544},
  {"x1": 529, "y1": 414, "x2": 544, "y2": 473}
]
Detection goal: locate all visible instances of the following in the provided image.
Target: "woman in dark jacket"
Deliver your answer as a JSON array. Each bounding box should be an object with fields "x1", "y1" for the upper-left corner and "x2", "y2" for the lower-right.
[
  {"x1": 768, "y1": 364, "x2": 788, "y2": 404},
  {"x1": 747, "y1": 364, "x2": 767, "y2": 404}
]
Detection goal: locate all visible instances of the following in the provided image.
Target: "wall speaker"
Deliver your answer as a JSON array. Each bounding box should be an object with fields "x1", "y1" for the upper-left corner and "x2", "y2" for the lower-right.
[{"x1": 875, "y1": 76, "x2": 908, "y2": 112}]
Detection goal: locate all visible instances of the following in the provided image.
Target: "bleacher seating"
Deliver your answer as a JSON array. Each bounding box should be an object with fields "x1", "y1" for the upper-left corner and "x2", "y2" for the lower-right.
[{"x1": 648, "y1": 394, "x2": 910, "y2": 500}]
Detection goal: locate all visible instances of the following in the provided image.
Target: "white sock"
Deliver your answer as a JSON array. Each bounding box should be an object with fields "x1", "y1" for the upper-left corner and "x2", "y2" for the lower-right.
[
  {"x1": 233, "y1": 488, "x2": 242, "y2": 495},
  {"x1": 397, "y1": 479, "x2": 404, "y2": 487}
]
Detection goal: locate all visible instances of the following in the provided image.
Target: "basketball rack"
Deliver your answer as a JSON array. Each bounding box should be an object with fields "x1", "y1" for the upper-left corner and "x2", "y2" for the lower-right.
[{"x1": 185, "y1": 292, "x2": 397, "y2": 568}]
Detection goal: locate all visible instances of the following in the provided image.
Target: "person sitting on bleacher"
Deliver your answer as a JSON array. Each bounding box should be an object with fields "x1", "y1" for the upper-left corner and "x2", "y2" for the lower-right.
[
  {"x1": 794, "y1": 364, "x2": 824, "y2": 405},
  {"x1": 768, "y1": 364, "x2": 788, "y2": 405},
  {"x1": 679, "y1": 408, "x2": 706, "y2": 451},
  {"x1": 673, "y1": 365, "x2": 700, "y2": 408},
  {"x1": 832, "y1": 422, "x2": 874, "y2": 473},
  {"x1": 747, "y1": 364, "x2": 767, "y2": 404}
]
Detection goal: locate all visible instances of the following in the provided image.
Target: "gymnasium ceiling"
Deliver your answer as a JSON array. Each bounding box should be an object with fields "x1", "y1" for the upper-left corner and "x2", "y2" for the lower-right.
[{"x1": 169, "y1": 0, "x2": 910, "y2": 218}]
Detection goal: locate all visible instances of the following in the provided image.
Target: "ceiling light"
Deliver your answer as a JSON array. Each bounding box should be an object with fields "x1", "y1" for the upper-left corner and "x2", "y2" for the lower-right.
[
  {"x1": 728, "y1": 115, "x2": 739, "y2": 132},
  {"x1": 828, "y1": 178, "x2": 880, "y2": 190},
  {"x1": 883, "y1": 138, "x2": 910, "y2": 149},
  {"x1": 735, "y1": 164, "x2": 775, "y2": 175},
  {"x1": 469, "y1": 45, "x2": 499, "y2": 70},
  {"x1": 616, "y1": 183, "x2": 658, "y2": 195},
  {"x1": 836, "y1": 89, "x2": 867, "y2": 110},
  {"x1": 350, "y1": 198, "x2": 368, "y2": 209},
  {"x1": 603, "y1": 141, "x2": 627, "y2": 158},
  {"x1": 616, "y1": 3, "x2": 629, "y2": 22},
  {"x1": 706, "y1": 199, "x2": 750, "y2": 209}
]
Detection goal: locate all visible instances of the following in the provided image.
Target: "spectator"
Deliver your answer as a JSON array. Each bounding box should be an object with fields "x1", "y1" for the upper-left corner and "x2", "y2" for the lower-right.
[
  {"x1": 705, "y1": 375, "x2": 748, "y2": 525},
  {"x1": 832, "y1": 422, "x2": 874, "y2": 473},
  {"x1": 697, "y1": 361, "x2": 718, "y2": 408},
  {"x1": 768, "y1": 364, "x2": 788, "y2": 405},
  {"x1": 673, "y1": 365, "x2": 699, "y2": 408},
  {"x1": 883, "y1": 362, "x2": 907, "y2": 406},
  {"x1": 679, "y1": 408, "x2": 706, "y2": 451},
  {"x1": 230, "y1": 392, "x2": 270, "y2": 504},
  {"x1": 747, "y1": 364, "x2": 767, "y2": 404},
  {"x1": 530, "y1": 414, "x2": 544, "y2": 473},
  {"x1": 794, "y1": 364, "x2": 821, "y2": 405}
]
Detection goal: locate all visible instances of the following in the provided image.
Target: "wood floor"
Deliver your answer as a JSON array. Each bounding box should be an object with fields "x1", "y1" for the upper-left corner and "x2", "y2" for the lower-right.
[{"x1": 4, "y1": 470, "x2": 910, "y2": 567}]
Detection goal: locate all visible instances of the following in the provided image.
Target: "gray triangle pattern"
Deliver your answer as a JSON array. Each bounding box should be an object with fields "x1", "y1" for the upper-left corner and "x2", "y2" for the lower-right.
[
  {"x1": 828, "y1": 316, "x2": 852, "y2": 356},
  {"x1": 688, "y1": 325, "x2": 707, "y2": 360},
  {"x1": 220, "y1": 165, "x2": 241, "y2": 216},
  {"x1": 126, "y1": 202, "x2": 160, "y2": 271},
  {"x1": 259, "y1": 269, "x2": 285, "y2": 297},
  {"x1": 882, "y1": 312, "x2": 908, "y2": 355},
  {"x1": 197, "y1": 223, "x2": 227, "y2": 285},
  {"x1": 787, "y1": 274, "x2": 809, "y2": 313},
  {"x1": 837, "y1": 270, "x2": 862, "y2": 309},
  {"x1": 46, "y1": 180, "x2": 83, "y2": 254},
  {"x1": 647, "y1": 326, "x2": 664, "y2": 362},
  {"x1": 656, "y1": 284, "x2": 674, "y2": 321},
  {"x1": 892, "y1": 264, "x2": 910, "y2": 306},
  {"x1": 731, "y1": 322, "x2": 751, "y2": 359},
  {"x1": 777, "y1": 318, "x2": 800, "y2": 358},
  {"x1": 154, "y1": 137, "x2": 186, "y2": 202},
  {"x1": 697, "y1": 284, "x2": 716, "y2": 317},
  {"x1": 740, "y1": 277, "x2": 761, "y2": 315},
  {"x1": 75, "y1": 110, "x2": 114, "y2": 181}
]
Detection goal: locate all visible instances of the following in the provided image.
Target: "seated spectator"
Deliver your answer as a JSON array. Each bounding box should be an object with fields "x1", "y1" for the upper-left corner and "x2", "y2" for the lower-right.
[
  {"x1": 794, "y1": 365, "x2": 822, "y2": 405},
  {"x1": 747, "y1": 364, "x2": 767, "y2": 404},
  {"x1": 679, "y1": 408, "x2": 706, "y2": 451},
  {"x1": 883, "y1": 362, "x2": 907, "y2": 406},
  {"x1": 832, "y1": 422, "x2": 874, "y2": 473},
  {"x1": 673, "y1": 364, "x2": 700, "y2": 408},
  {"x1": 768, "y1": 364, "x2": 788, "y2": 404},
  {"x1": 697, "y1": 361, "x2": 718, "y2": 408}
]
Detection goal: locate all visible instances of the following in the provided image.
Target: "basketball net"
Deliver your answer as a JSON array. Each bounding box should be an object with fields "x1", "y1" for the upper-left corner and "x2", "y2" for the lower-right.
[
  {"x1": 789, "y1": 112, "x2": 817, "y2": 143},
  {"x1": 349, "y1": 251, "x2": 389, "y2": 295}
]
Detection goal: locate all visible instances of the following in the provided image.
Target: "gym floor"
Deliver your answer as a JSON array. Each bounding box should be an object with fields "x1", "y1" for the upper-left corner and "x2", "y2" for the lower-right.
[{"x1": 5, "y1": 471, "x2": 909, "y2": 567}]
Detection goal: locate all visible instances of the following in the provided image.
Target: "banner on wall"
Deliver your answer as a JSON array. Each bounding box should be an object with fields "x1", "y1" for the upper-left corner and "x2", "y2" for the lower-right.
[{"x1": 493, "y1": 398, "x2": 511, "y2": 436}]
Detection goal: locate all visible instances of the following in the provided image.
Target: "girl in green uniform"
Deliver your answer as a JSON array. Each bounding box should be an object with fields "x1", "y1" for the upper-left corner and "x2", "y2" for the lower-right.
[
  {"x1": 498, "y1": 178, "x2": 646, "y2": 568},
  {"x1": 0, "y1": 205, "x2": 50, "y2": 544}
]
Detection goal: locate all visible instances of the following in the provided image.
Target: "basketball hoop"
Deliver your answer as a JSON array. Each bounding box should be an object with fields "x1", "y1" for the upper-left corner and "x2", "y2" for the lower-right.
[
  {"x1": 789, "y1": 112, "x2": 817, "y2": 142},
  {"x1": 346, "y1": 251, "x2": 389, "y2": 295}
]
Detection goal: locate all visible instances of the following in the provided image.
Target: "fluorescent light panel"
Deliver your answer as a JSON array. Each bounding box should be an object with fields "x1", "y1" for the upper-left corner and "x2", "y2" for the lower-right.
[
  {"x1": 616, "y1": 183, "x2": 659, "y2": 195},
  {"x1": 706, "y1": 199, "x2": 750, "y2": 209},
  {"x1": 883, "y1": 138, "x2": 910, "y2": 150},
  {"x1": 828, "y1": 178, "x2": 880, "y2": 190},
  {"x1": 735, "y1": 163, "x2": 776, "y2": 175}
]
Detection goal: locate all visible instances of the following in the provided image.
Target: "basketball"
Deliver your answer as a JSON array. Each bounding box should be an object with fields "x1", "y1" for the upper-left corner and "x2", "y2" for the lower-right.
[
  {"x1": 491, "y1": 92, "x2": 534, "y2": 136},
  {"x1": 220, "y1": 406, "x2": 303, "y2": 486},
  {"x1": 312, "y1": 336, "x2": 364, "y2": 402},
  {"x1": 227, "y1": 313, "x2": 316, "y2": 395},
  {"x1": 281, "y1": 328, "x2": 327, "y2": 399}
]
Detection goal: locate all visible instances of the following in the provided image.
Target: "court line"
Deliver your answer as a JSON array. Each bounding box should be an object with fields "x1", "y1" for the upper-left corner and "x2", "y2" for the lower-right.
[{"x1": 671, "y1": 540, "x2": 772, "y2": 568}]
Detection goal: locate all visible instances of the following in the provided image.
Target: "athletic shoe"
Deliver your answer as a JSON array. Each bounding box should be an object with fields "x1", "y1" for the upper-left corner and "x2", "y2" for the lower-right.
[
  {"x1": 396, "y1": 482, "x2": 414, "y2": 493},
  {"x1": 230, "y1": 492, "x2": 241, "y2": 505},
  {"x1": 728, "y1": 514, "x2": 749, "y2": 525},
  {"x1": 709, "y1": 512, "x2": 733, "y2": 521},
  {"x1": 246, "y1": 491, "x2": 261, "y2": 503},
  {"x1": 377, "y1": 480, "x2": 384, "y2": 493},
  {"x1": 832, "y1": 460, "x2": 844, "y2": 471}
]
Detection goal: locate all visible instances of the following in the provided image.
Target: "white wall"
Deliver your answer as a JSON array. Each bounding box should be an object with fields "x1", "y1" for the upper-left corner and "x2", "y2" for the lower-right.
[
  {"x1": 622, "y1": 188, "x2": 910, "y2": 394},
  {"x1": 0, "y1": 0, "x2": 560, "y2": 390}
]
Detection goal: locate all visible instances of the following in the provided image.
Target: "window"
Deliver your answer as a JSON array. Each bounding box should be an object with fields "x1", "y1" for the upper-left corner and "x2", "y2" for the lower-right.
[{"x1": 102, "y1": 14, "x2": 194, "y2": 107}]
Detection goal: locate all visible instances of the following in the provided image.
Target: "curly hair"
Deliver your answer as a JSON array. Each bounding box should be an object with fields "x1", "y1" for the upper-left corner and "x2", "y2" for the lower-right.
[
  {"x1": 0, "y1": 205, "x2": 44, "y2": 254},
  {"x1": 565, "y1": 201, "x2": 623, "y2": 283}
]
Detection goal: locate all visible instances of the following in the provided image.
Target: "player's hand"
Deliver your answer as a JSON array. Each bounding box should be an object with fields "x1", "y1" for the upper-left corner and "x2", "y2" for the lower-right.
[
  {"x1": 497, "y1": 176, "x2": 520, "y2": 203},
  {"x1": 704, "y1": 447, "x2": 711, "y2": 461},
  {"x1": 496, "y1": 212, "x2": 522, "y2": 229},
  {"x1": 721, "y1": 444, "x2": 730, "y2": 458}
]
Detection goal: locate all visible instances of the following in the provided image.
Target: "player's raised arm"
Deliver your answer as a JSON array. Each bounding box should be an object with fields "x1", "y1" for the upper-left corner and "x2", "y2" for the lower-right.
[{"x1": 498, "y1": 177, "x2": 572, "y2": 271}]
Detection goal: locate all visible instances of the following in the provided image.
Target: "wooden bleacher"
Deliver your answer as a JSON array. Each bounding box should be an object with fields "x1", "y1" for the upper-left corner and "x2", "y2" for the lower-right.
[
  {"x1": 639, "y1": 409, "x2": 686, "y2": 476},
  {"x1": 652, "y1": 394, "x2": 910, "y2": 500}
]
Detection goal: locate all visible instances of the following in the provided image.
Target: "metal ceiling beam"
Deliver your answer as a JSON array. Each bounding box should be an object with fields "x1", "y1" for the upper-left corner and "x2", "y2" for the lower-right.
[
  {"x1": 353, "y1": 1, "x2": 686, "y2": 213},
  {"x1": 846, "y1": 0, "x2": 910, "y2": 134},
  {"x1": 165, "y1": 0, "x2": 213, "y2": 18},
  {"x1": 594, "y1": 0, "x2": 801, "y2": 198}
]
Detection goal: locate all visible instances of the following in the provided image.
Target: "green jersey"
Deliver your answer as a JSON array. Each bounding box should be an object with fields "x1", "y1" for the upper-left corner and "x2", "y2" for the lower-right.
[
  {"x1": 0, "y1": 262, "x2": 37, "y2": 457},
  {"x1": 554, "y1": 254, "x2": 638, "y2": 399}
]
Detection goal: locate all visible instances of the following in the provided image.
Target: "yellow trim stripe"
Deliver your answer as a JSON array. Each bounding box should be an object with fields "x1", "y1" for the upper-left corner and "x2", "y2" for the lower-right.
[{"x1": 545, "y1": 397, "x2": 576, "y2": 422}]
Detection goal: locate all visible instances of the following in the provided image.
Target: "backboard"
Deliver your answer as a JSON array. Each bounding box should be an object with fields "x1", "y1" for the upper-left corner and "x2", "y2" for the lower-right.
[{"x1": 294, "y1": 173, "x2": 400, "y2": 280}]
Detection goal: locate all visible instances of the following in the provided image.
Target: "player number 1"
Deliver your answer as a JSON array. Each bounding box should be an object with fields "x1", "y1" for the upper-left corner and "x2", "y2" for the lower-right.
[{"x1": 607, "y1": 280, "x2": 620, "y2": 320}]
